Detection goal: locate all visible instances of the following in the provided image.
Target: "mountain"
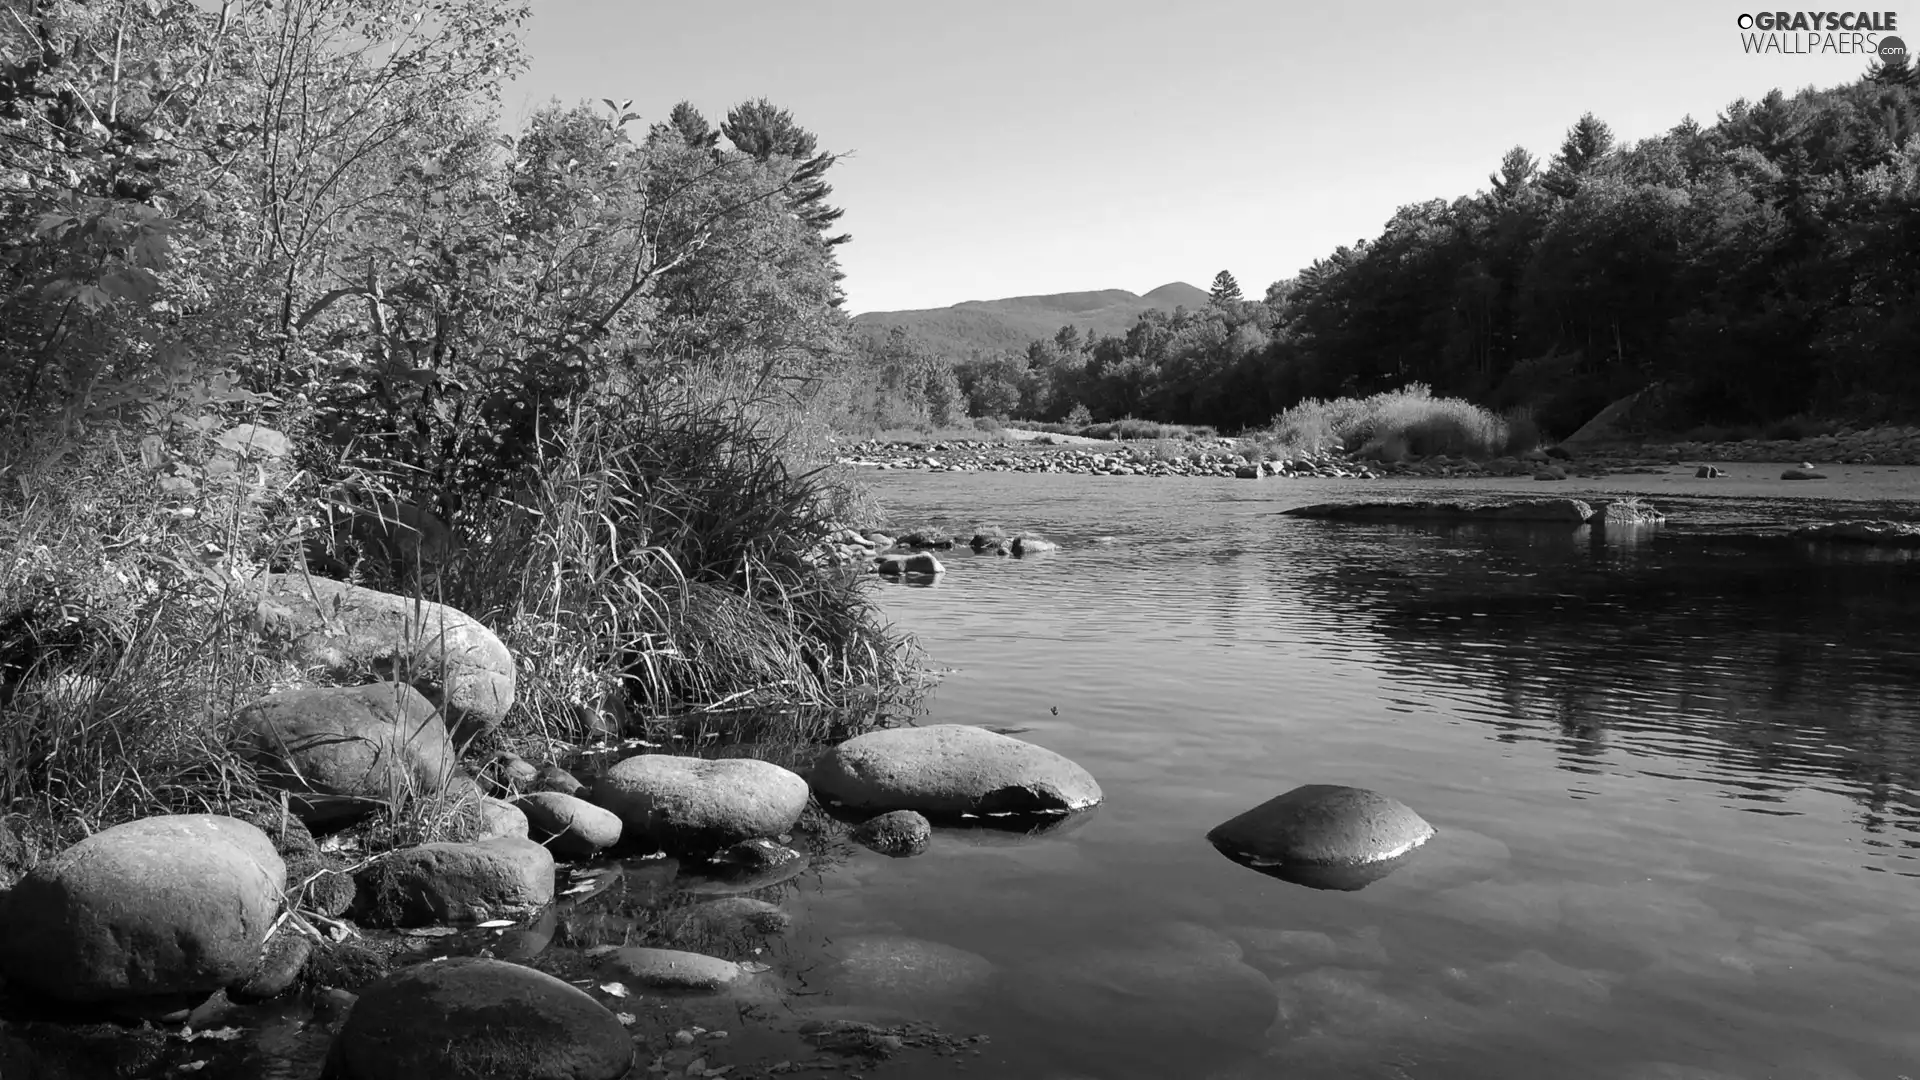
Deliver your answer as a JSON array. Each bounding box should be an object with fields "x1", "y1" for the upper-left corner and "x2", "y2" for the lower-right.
[{"x1": 851, "y1": 282, "x2": 1212, "y2": 359}]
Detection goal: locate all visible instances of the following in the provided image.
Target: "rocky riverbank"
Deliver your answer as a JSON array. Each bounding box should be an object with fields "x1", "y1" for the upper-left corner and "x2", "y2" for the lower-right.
[{"x1": 836, "y1": 424, "x2": 1920, "y2": 483}]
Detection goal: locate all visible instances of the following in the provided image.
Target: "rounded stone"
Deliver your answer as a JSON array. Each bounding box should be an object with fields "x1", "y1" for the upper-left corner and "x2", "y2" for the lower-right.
[
  {"x1": 480, "y1": 797, "x2": 530, "y2": 841},
  {"x1": 0, "y1": 814, "x2": 286, "y2": 1002},
  {"x1": 514, "y1": 792, "x2": 622, "y2": 857},
  {"x1": 590, "y1": 755, "x2": 808, "y2": 852},
  {"x1": 661, "y1": 897, "x2": 792, "y2": 945},
  {"x1": 358, "y1": 837, "x2": 554, "y2": 926},
  {"x1": 851, "y1": 810, "x2": 933, "y2": 857},
  {"x1": 233, "y1": 682, "x2": 458, "y2": 826},
  {"x1": 810, "y1": 725, "x2": 1102, "y2": 816},
  {"x1": 600, "y1": 947, "x2": 744, "y2": 994},
  {"x1": 1207, "y1": 784, "x2": 1434, "y2": 870},
  {"x1": 320, "y1": 957, "x2": 633, "y2": 1080}
]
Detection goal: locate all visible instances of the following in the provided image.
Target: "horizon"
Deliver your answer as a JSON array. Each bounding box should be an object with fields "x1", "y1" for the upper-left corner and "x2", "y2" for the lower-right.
[{"x1": 508, "y1": 2, "x2": 1905, "y2": 315}]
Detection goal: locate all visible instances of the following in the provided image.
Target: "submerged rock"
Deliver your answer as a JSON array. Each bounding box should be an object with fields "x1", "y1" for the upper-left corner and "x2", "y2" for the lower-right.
[
  {"x1": 0, "y1": 814, "x2": 286, "y2": 1003},
  {"x1": 591, "y1": 755, "x2": 809, "y2": 852},
  {"x1": 254, "y1": 573, "x2": 516, "y2": 733},
  {"x1": 320, "y1": 956, "x2": 632, "y2": 1080},
  {"x1": 875, "y1": 552, "x2": 945, "y2": 576},
  {"x1": 851, "y1": 810, "x2": 934, "y2": 857},
  {"x1": 530, "y1": 763, "x2": 588, "y2": 797},
  {"x1": 661, "y1": 897, "x2": 793, "y2": 945},
  {"x1": 820, "y1": 935, "x2": 995, "y2": 1010},
  {"x1": 1695, "y1": 465, "x2": 1726, "y2": 478},
  {"x1": 358, "y1": 836, "x2": 554, "y2": 926},
  {"x1": 231, "y1": 923, "x2": 315, "y2": 1001},
  {"x1": 1794, "y1": 520, "x2": 1920, "y2": 547},
  {"x1": 601, "y1": 946, "x2": 745, "y2": 994},
  {"x1": 1781, "y1": 465, "x2": 1828, "y2": 480},
  {"x1": 1010, "y1": 534, "x2": 1058, "y2": 556},
  {"x1": 515, "y1": 791, "x2": 623, "y2": 856},
  {"x1": 1284, "y1": 498, "x2": 1593, "y2": 524},
  {"x1": 233, "y1": 682, "x2": 458, "y2": 825},
  {"x1": 811, "y1": 724, "x2": 1103, "y2": 816},
  {"x1": 1207, "y1": 785, "x2": 1435, "y2": 891}
]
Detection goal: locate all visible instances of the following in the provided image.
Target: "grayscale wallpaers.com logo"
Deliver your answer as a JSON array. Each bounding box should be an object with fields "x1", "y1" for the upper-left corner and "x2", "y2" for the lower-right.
[{"x1": 1736, "y1": 10, "x2": 1901, "y2": 54}]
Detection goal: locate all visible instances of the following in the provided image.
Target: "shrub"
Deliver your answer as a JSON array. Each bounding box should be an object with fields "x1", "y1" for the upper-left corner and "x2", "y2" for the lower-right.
[{"x1": 1259, "y1": 383, "x2": 1513, "y2": 460}]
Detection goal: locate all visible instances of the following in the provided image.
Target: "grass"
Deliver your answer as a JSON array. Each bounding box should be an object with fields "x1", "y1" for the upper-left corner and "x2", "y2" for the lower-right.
[
  {"x1": 859, "y1": 423, "x2": 1015, "y2": 444},
  {"x1": 1250, "y1": 383, "x2": 1535, "y2": 460},
  {"x1": 0, "y1": 380, "x2": 930, "y2": 862}
]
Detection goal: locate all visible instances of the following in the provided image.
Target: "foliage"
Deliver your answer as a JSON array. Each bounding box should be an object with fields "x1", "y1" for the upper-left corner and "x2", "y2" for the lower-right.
[{"x1": 1254, "y1": 383, "x2": 1525, "y2": 459}]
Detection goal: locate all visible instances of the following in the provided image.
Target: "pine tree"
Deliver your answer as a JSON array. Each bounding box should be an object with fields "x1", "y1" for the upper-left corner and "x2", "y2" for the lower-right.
[
  {"x1": 1209, "y1": 270, "x2": 1244, "y2": 306},
  {"x1": 1540, "y1": 113, "x2": 1615, "y2": 197},
  {"x1": 720, "y1": 98, "x2": 848, "y2": 248},
  {"x1": 666, "y1": 101, "x2": 720, "y2": 149},
  {"x1": 1868, "y1": 53, "x2": 1916, "y2": 87},
  {"x1": 1489, "y1": 146, "x2": 1538, "y2": 202}
]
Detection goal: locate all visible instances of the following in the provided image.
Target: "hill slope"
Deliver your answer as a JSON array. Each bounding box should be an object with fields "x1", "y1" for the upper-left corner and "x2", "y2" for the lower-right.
[{"x1": 853, "y1": 282, "x2": 1209, "y2": 358}]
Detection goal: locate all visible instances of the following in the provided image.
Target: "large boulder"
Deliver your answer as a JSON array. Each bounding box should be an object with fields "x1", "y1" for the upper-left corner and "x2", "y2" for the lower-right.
[
  {"x1": 0, "y1": 815, "x2": 285, "y2": 1002},
  {"x1": 1207, "y1": 784, "x2": 1434, "y2": 891},
  {"x1": 590, "y1": 755, "x2": 808, "y2": 852},
  {"x1": 233, "y1": 682, "x2": 457, "y2": 825},
  {"x1": 253, "y1": 573, "x2": 515, "y2": 733},
  {"x1": 515, "y1": 792, "x2": 622, "y2": 857},
  {"x1": 810, "y1": 725, "x2": 1103, "y2": 816},
  {"x1": 358, "y1": 837, "x2": 554, "y2": 926},
  {"x1": 320, "y1": 957, "x2": 633, "y2": 1080}
]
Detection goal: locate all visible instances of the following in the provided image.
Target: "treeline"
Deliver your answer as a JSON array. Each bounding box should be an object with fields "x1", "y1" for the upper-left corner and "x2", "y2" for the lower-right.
[{"x1": 920, "y1": 59, "x2": 1920, "y2": 438}]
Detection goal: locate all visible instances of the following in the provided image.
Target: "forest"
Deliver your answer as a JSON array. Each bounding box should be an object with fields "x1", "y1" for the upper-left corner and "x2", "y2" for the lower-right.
[{"x1": 920, "y1": 57, "x2": 1920, "y2": 439}]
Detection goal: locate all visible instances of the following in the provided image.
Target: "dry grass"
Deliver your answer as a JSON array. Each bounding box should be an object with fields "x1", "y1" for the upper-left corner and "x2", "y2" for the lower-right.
[{"x1": 1252, "y1": 383, "x2": 1532, "y2": 460}]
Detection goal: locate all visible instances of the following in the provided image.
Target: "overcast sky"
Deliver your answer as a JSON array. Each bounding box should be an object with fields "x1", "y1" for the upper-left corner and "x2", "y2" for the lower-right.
[{"x1": 507, "y1": 1, "x2": 1900, "y2": 314}]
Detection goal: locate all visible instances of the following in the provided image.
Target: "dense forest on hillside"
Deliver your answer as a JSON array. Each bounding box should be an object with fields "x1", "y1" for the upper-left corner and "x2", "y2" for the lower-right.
[{"x1": 926, "y1": 59, "x2": 1920, "y2": 438}]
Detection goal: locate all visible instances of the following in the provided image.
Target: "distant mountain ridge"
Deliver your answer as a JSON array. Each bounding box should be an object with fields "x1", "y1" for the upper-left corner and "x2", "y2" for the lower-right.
[{"x1": 852, "y1": 281, "x2": 1211, "y2": 358}]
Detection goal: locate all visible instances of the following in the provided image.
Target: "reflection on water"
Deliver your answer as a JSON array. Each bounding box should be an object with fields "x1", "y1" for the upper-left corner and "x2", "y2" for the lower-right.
[{"x1": 835, "y1": 470, "x2": 1920, "y2": 1079}]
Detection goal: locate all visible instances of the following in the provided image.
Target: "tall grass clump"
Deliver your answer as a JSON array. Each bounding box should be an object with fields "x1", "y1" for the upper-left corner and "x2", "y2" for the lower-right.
[
  {"x1": 0, "y1": 419, "x2": 311, "y2": 851},
  {"x1": 1259, "y1": 383, "x2": 1523, "y2": 460},
  {"x1": 437, "y1": 384, "x2": 925, "y2": 751}
]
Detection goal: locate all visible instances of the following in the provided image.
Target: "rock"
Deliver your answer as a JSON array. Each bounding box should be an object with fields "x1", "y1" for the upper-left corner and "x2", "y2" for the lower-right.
[
  {"x1": 591, "y1": 755, "x2": 809, "y2": 852},
  {"x1": 864, "y1": 531, "x2": 896, "y2": 549},
  {"x1": 820, "y1": 935, "x2": 994, "y2": 1010},
  {"x1": 1207, "y1": 785, "x2": 1434, "y2": 891},
  {"x1": 1781, "y1": 465, "x2": 1827, "y2": 480},
  {"x1": 230, "y1": 923, "x2": 314, "y2": 1001},
  {"x1": 358, "y1": 836, "x2": 554, "y2": 926},
  {"x1": 710, "y1": 837, "x2": 804, "y2": 873},
  {"x1": 1284, "y1": 499, "x2": 1593, "y2": 524},
  {"x1": 515, "y1": 792, "x2": 622, "y2": 856},
  {"x1": 600, "y1": 946, "x2": 745, "y2": 994},
  {"x1": 1793, "y1": 520, "x2": 1920, "y2": 546},
  {"x1": 254, "y1": 573, "x2": 516, "y2": 733},
  {"x1": 896, "y1": 530, "x2": 952, "y2": 550},
  {"x1": 320, "y1": 956, "x2": 633, "y2": 1080},
  {"x1": 874, "y1": 552, "x2": 945, "y2": 576},
  {"x1": 661, "y1": 897, "x2": 793, "y2": 944},
  {"x1": 1532, "y1": 467, "x2": 1566, "y2": 481},
  {"x1": 1010, "y1": 535, "x2": 1057, "y2": 556},
  {"x1": 811, "y1": 724, "x2": 1103, "y2": 816},
  {"x1": 530, "y1": 763, "x2": 588, "y2": 797},
  {"x1": 1543, "y1": 445, "x2": 1574, "y2": 460},
  {"x1": 1234, "y1": 464, "x2": 1263, "y2": 479},
  {"x1": 479, "y1": 797, "x2": 530, "y2": 840},
  {"x1": 481, "y1": 750, "x2": 539, "y2": 795},
  {"x1": 0, "y1": 814, "x2": 286, "y2": 1002},
  {"x1": 1695, "y1": 465, "x2": 1726, "y2": 478},
  {"x1": 851, "y1": 810, "x2": 933, "y2": 856},
  {"x1": 233, "y1": 682, "x2": 458, "y2": 825},
  {"x1": 1597, "y1": 501, "x2": 1665, "y2": 529}
]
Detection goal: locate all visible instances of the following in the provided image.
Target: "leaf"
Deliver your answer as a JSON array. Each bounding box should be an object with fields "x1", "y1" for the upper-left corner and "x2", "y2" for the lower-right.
[
  {"x1": 736, "y1": 961, "x2": 770, "y2": 974},
  {"x1": 476, "y1": 919, "x2": 515, "y2": 929},
  {"x1": 598, "y1": 982, "x2": 629, "y2": 998},
  {"x1": 400, "y1": 927, "x2": 458, "y2": 938}
]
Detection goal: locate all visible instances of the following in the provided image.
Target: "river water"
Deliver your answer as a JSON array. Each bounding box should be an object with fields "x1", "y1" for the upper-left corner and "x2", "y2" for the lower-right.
[{"x1": 824, "y1": 464, "x2": 1920, "y2": 1079}]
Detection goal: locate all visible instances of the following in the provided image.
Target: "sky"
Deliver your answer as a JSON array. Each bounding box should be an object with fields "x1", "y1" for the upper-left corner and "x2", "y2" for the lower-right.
[{"x1": 506, "y1": 1, "x2": 1905, "y2": 314}]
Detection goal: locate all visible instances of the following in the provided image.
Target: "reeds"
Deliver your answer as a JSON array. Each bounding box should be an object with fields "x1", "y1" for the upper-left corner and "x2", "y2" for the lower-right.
[{"x1": 1254, "y1": 383, "x2": 1533, "y2": 459}]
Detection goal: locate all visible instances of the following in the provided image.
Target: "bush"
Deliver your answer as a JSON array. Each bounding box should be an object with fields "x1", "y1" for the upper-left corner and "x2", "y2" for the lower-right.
[{"x1": 1258, "y1": 384, "x2": 1513, "y2": 459}]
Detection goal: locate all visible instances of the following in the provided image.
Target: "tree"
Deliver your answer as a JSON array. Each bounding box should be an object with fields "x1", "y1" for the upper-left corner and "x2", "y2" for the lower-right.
[
  {"x1": 1868, "y1": 53, "x2": 1916, "y2": 87},
  {"x1": 1209, "y1": 270, "x2": 1244, "y2": 306},
  {"x1": 1541, "y1": 113, "x2": 1616, "y2": 197},
  {"x1": 1490, "y1": 147, "x2": 1539, "y2": 202}
]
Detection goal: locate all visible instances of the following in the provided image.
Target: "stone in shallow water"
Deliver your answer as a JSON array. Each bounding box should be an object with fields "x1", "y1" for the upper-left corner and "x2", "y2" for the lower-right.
[
  {"x1": 1206, "y1": 784, "x2": 1434, "y2": 890},
  {"x1": 591, "y1": 754, "x2": 808, "y2": 852},
  {"x1": 320, "y1": 956, "x2": 632, "y2": 1080},
  {"x1": 851, "y1": 810, "x2": 934, "y2": 856},
  {"x1": 514, "y1": 791, "x2": 622, "y2": 856},
  {"x1": 601, "y1": 946, "x2": 745, "y2": 994},
  {"x1": 819, "y1": 935, "x2": 995, "y2": 1010},
  {"x1": 810, "y1": 724, "x2": 1103, "y2": 816}
]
